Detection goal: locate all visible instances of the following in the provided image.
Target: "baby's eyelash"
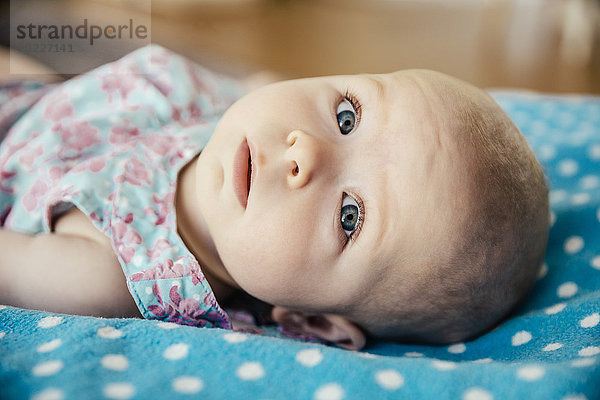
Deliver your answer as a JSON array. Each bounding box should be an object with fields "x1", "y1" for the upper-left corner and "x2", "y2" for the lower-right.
[{"x1": 344, "y1": 90, "x2": 362, "y2": 124}]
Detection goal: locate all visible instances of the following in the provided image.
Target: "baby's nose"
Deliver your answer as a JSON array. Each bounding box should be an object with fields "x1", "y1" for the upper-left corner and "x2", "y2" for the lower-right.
[{"x1": 285, "y1": 130, "x2": 321, "y2": 190}]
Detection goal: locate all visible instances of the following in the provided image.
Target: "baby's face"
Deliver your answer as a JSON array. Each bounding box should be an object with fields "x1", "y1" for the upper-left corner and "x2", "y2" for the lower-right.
[{"x1": 194, "y1": 71, "x2": 469, "y2": 318}]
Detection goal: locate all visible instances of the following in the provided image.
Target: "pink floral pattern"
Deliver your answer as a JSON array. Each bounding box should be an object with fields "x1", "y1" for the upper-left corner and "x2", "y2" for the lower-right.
[
  {"x1": 147, "y1": 283, "x2": 225, "y2": 327},
  {"x1": 21, "y1": 178, "x2": 48, "y2": 212},
  {"x1": 144, "y1": 192, "x2": 174, "y2": 227},
  {"x1": 43, "y1": 92, "x2": 74, "y2": 122},
  {"x1": 101, "y1": 72, "x2": 136, "y2": 102},
  {"x1": 115, "y1": 156, "x2": 152, "y2": 187},
  {"x1": 0, "y1": 45, "x2": 246, "y2": 329},
  {"x1": 109, "y1": 122, "x2": 140, "y2": 145}
]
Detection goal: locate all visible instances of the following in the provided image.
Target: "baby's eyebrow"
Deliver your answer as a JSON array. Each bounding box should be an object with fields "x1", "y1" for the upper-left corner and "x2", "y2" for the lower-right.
[
  {"x1": 361, "y1": 75, "x2": 390, "y2": 143},
  {"x1": 367, "y1": 76, "x2": 386, "y2": 100},
  {"x1": 370, "y1": 182, "x2": 391, "y2": 259}
]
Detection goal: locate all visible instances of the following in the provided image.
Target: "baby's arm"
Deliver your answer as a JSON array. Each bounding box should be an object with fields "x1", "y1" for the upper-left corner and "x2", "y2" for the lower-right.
[{"x1": 0, "y1": 209, "x2": 140, "y2": 317}]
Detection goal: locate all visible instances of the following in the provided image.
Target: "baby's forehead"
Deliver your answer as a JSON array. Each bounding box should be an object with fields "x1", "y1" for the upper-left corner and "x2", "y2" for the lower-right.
[{"x1": 367, "y1": 70, "x2": 475, "y2": 109}]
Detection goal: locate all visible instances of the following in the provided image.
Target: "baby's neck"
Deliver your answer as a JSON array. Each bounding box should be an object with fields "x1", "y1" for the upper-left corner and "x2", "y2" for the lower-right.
[{"x1": 175, "y1": 156, "x2": 239, "y2": 303}]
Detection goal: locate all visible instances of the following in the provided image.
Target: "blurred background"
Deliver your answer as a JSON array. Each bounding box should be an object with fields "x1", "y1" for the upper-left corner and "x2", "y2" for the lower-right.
[{"x1": 1, "y1": 0, "x2": 599, "y2": 93}]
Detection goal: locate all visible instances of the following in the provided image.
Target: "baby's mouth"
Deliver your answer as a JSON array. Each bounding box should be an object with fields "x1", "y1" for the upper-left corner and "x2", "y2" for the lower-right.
[
  {"x1": 233, "y1": 138, "x2": 255, "y2": 209},
  {"x1": 247, "y1": 150, "x2": 253, "y2": 200},
  {"x1": 233, "y1": 139, "x2": 250, "y2": 208}
]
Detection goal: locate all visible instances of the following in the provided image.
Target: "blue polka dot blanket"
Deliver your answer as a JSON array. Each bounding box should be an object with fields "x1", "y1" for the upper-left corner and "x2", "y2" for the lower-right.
[{"x1": 1, "y1": 91, "x2": 599, "y2": 400}]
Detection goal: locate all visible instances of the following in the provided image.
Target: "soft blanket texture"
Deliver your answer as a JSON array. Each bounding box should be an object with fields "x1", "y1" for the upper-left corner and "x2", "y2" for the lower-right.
[{"x1": 1, "y1": 91, "x2": 599, "y2": 400}]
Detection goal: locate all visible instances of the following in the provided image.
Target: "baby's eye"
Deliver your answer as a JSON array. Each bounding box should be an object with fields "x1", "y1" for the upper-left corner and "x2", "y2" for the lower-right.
[
  {"x1": 341, "y1": 194, "x2": 361, "y2": 238},
  {"x1": 336, "y1": 98, "x2": 358, "y2": 135}
]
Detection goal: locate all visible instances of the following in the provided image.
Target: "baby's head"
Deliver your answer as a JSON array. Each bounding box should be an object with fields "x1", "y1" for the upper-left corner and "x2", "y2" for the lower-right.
[{"x1": 194, "y1": 69, "x2": 549, "y2": 349}]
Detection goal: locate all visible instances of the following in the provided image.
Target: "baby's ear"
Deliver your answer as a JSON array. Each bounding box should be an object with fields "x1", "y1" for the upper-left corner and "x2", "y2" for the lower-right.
[{"x1": 271, "y1": 306, "x2": 366, "y2": 350}]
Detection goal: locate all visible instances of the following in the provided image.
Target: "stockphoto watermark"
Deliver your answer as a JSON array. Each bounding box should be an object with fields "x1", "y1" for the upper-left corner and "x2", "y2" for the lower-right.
[
  {"x1": 16, "y1": 19, "x2": 149, "y2": 46},
  {"x1": 10, "y1": 0, "x2": 151, "y2": 74}
]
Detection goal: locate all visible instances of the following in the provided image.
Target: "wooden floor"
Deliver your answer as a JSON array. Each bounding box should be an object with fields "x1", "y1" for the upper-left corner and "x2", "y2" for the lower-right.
[{"x1": 5, "y1": 0, "x2": 600, "y2": 93}]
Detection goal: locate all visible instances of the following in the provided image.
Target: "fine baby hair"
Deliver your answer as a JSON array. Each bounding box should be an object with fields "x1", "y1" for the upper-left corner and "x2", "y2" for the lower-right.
[{"x1": 348, "y1": 71, "x2": 550, "y2": 344}]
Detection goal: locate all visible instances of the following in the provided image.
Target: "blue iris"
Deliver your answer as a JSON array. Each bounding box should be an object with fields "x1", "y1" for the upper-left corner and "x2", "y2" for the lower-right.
[
  {"x1": 337, "y1": 110, "x2": 355, "y2": 135},
  {"x1": 341, "y1": 204, "x2": 359, "y2": 231}
]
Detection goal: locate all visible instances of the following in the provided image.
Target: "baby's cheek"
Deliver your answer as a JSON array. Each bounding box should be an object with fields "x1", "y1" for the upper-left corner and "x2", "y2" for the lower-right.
[{"x1": 240, "y1": 255, "x2": 310, "y2": 304}]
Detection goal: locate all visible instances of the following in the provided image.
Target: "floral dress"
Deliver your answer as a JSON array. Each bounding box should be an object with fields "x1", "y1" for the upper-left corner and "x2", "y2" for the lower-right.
[{"x1": 0, "y1": 45, "x2": 245, "y2": 328}]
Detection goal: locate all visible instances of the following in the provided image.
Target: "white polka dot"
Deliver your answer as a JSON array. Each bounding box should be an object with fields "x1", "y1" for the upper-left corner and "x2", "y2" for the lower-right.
[
  {"x1": 550, "y1": 212, "x2": 556, "y2": 226},
  {"x1": 296, "y1": 348, "x2": 323, "y2": 367},
  {"x1": 550, "y1": 190, "x2": 568, "y2": 203},
  {"x1": 557, "y1": 282, "x2": 579, "y2": 298},
  {"x1": 172, "y1": 376, "x2": 204, "y2": 394},
  {"x1": 537, "y1": 263, "x2": 548, "y2": 279},
  {"x1": 32, "y1": 360, "x2": 64, "y2": 377},
  {"x1": 156, "y1": 321, "x2": 180, "y2": 330},
  {"x1": 163, "y1": 343, "x2": 189, "y2": 360},
  {"x1": 539, "y1": 144, "x2": 556, "y2": 160},
  {"x1": 588, "y1": 143, "x2": 600, "y2": 160},
  {"x1": 564, "y1": 237, "x2": 584, "y2": 254},
  {"x1": 448, "y1": 343, "x2": 466, "y2": 354},
  {"x1": 37, "y1": 339, "x2": 62, "y2": 353},
  {"x1": 145, "y1": 286, "x2": 153, "y2": 295},
  {"x1": 375, "y1": 369, "x2": 404, "y2": 390},
  {"x1": 192, "y1": 294, "x2": 201, "y2": 301},
  {"x1": 223, "y1": 332, "x2": 247, "y2": 343},
  {"x1": 545, "y1": 303, "x2": 566, "y2": 314},
  {"x1": 101, "y1": 354, "x2": 130, "y2": 371},
  {"x1": 38, "y1": 316, "x2": 63, "y2": 328},
  {"x1": 511, "y1": 331, "x2": 532, "y2": 346},
  {"x1": 404, "y1": 352, "x2": 423, "y2": 357},
  {"x1": 558, "y1": 112, "x2": 575, "y2": 127},
  {"x1": 97, "y1": 326, "x2": 124, "y2": 339},
  {"x1": 472, "y1": 358, "x2": 493, "y2": 364},
  {"x1": 571, "y1": 193, "x2": 591, "y2": 206},
  {"x1": 358, "y1": 352, "x2": 377, "y2": 359},
  {"x1": 562, "y1": 395, "x2": 588, "y2": 400},
  {"x1": 580, "y1": 313, "x2": 600, "y2": 328},
  {"x1": 591, "y1": 256, "x2": 600, "y2": 270},
  {"x1": 539, "y1": 101, "x2": 557, "y2": 117},
  {"x1": 543, "y1": 343, "x2": 563, "y2": 351},
  {"x1": 132, "y1": 255, "x2": 143, "y2": 267},
  {"x1": 558, "y1": 159, "x2": 579, "y2": 177},
  {"x1": 530, "y1": 120, "x2": 547, "y2": 136},
  {"x1": 0, "y1": 332, "x2": 6, "y2": 339},
  {"x1": 103, "y1": 383, "x2": 135, "y2": 399},
  {"x1": 463, "y1": 387, "x2": 493, "y2": 400},
  {"x1": 578, "y1": 346, "x2": 600, "y2": 357},
  {"x1": 236, "y1": 362, "x2": 265, "y2": 381},
  {"x1": 314, "y1": 383, "x2": 344, "y2": 400},
  {"x1": 516, "y1": 365, "x2": 545, "y2": 381},
  {"x1": 571, "y1": 358, "x2": 596, "y2": 368},
  {"x1": 580, "y1": 175, "x2": 600, "y2": 189},
  {"x1": 31, "y1": 388, "x2": 65, "y2": 400},
  {"x1": 432, "y1": 360, "x2": 458, "y2": 370}
]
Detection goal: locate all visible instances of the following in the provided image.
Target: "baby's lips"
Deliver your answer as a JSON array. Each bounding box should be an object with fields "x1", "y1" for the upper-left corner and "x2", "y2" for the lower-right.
[
  {"x1": 233, "y1": 138, "x2": 250, "y2": 208},
  {"x1": 246, "y1": 138, "x2": 258, "y2": 204}
]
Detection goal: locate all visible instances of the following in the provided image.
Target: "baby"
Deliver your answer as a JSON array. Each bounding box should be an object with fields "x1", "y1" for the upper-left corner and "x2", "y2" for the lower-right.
[{"x1": 0, "y1": 46, "x2": 549, "y2": 350}]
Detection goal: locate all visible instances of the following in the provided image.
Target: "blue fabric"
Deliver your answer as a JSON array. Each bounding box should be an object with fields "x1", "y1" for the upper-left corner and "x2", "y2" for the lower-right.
[{"x1": 1, "y1": 91, "x2": 599, "y2": 400}]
